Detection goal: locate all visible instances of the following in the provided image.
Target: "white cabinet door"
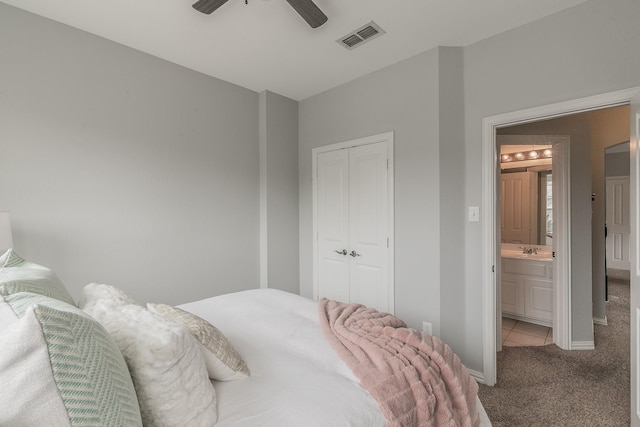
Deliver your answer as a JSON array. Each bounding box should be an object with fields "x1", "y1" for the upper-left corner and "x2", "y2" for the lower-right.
[
  {"x1": 316, "y1": 139, "x2": 391, "y2": 313},
  {"x1": 501, "y1": 274, "x2": 524, "y2": 316},
  {"x1": 524, "y1": 278, "x2": 553, "y2": 322},
  {"x1": 502, "y1": 258, "x2": 552, "y2": 325},
  {"x1": 606, "y1": 176, "x2": 631, "y2": 271}
]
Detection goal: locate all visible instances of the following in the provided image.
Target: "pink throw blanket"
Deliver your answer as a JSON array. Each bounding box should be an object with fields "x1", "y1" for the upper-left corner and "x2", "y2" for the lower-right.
[{"x1": 318, "y1": 299, "x2": 480, "y2": 427}]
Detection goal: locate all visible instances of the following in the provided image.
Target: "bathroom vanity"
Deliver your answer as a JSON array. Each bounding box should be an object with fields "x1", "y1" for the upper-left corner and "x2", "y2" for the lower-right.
[{"x1": 501, "y1": 244, "x2": 553, "y2": 327}]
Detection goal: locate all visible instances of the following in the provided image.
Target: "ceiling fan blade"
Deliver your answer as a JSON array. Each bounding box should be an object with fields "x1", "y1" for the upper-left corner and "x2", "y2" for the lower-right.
[
  {"x1": 285, "y1": 0, "x2": 328, "y2": 28},
  {"x1": 192, "y1": 0, "x2": 230, "y2": 14}
]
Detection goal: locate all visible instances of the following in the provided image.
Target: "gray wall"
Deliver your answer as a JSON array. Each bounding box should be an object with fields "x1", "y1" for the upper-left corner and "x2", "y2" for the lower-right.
[
  {"x1": 437, "y1": 48, "x2": 468, "y2": 355},
  {"x1": 463, "y1": 0, "x2": 640, "y2": 370},
  {"x1": 259, "y1": 91, "x2": 299, "y2": 293},
  {"x1": 0, "y1": 4, "x2": 260, "y2": 304}
]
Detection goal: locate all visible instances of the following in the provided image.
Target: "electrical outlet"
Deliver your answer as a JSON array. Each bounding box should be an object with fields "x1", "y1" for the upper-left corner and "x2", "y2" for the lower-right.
[{"x1": 422, "y1": 321, "x2": 432, "y2": 335}]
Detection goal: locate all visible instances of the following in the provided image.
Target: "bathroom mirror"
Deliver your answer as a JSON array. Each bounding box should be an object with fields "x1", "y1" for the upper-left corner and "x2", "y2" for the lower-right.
[{"x1": 500, "y1": 144, "x2": 553, "y2": 246}]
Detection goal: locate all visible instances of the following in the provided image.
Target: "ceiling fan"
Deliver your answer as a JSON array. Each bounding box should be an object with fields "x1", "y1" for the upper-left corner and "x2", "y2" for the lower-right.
[{"x1": 192, "y1": 0, "x2": 328, "y2": 28}]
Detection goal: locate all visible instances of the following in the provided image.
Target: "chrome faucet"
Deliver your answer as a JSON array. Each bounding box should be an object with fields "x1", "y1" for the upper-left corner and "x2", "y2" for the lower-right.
[{"x1": 519, "y1": 246, "x2": 538, "y2": 255}]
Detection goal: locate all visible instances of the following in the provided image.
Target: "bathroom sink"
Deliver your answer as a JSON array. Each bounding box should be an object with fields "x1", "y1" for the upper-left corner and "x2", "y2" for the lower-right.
[{"x1": 501, "y1": 251, "x2": 552, "y2": 261}]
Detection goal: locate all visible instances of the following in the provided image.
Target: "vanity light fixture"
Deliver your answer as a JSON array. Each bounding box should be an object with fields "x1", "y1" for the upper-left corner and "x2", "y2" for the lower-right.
[{"x1": 500, "y1": 148, "x2": 552, "y2": 163}]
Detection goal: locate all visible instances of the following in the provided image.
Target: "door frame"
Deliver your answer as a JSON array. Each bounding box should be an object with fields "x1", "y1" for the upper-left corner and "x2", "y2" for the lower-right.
[
  {"x1": 481, "y1": 87, "x2": 640, "y2": 386},
  {"x1": 630, "y1": 93, "x2": 640, "y2": 426},
  {"x1": 494, "y1": 135, "x2": 570, "y2": 353},
  {"x1": 311, "y1": 131, "x2": 395, "y2": 312}
]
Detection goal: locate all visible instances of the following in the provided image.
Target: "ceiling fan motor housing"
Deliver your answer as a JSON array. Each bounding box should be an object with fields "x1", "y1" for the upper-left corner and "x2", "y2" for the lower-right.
[{"x1": 192, "y1": 0, "x2": 328, "y2": 28}]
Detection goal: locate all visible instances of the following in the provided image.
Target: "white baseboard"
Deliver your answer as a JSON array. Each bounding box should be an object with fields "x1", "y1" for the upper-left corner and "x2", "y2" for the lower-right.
[
  {"x1": 571, "y1": 340, "x2": 595, "y2": 350},
  {"x1": 593, "y1": 316, "x2": 608, "y2": 326},
  {"x1": 468, "y1": 369, "x2": 487, "y2": 384}
]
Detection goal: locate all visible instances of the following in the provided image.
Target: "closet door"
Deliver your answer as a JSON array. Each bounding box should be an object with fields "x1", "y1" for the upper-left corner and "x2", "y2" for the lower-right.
[
  {"x1": 317, "y1": 149, "x2": 350, "y2": 303},
  {"x1": 348, "y1": 142, "x2": 389, "y2": 312},
  {"x1": 315, "y1": 141, "x2": 390, "y2": 313}
]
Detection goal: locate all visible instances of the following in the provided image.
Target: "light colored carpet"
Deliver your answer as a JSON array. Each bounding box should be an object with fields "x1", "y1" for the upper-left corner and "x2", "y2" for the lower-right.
[{"x1": 478, "y1": 277, "x2": 630, "y2": 426}]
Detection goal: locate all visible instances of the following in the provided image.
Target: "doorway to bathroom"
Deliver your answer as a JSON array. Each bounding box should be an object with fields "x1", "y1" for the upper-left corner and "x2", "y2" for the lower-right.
[
  {"x1": 495, "y1": 134, "x2": 569, "y2": 351},
  {"x1": 497, "y1": 135, "x2": 559, "y2": 348},
  {"x1": 481, "y1": 95, "x2": 636, "y2": 388}
]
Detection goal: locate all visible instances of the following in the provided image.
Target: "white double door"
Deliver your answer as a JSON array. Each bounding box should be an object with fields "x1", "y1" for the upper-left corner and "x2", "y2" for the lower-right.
[{"x1": 314, "y1": 135, "x2": 393, "y2": 313}]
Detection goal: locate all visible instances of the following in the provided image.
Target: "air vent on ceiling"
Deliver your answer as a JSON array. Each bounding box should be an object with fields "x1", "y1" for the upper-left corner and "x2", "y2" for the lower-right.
[{"x1": 337, "y1": 21, "x2": 385, "y2": 50}]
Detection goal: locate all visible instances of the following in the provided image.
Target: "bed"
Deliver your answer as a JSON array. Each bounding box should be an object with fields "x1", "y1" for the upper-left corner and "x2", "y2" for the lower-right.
[
  {"x1": 179, "y1": 288, "x2": 492, "y2": 427},
  {"x1": 0, "y1": 249, "x2": 491, "y2": 426}
]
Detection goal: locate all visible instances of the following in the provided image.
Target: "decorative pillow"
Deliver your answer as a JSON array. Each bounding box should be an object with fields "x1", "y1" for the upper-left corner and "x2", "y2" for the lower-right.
[
  {"x1": 80, "y1": 290, "x2": 217, "y2": 426},
  {"x1": 78, "y1": 283, "x2": 137, "y2": 313},
  {"x1": 148, "y1": 303, "x2": 250, "y2": 381},
  {"x1": 0, "y1": 292, "x2": 143, "y2": 427},
  {"x1": 0, "y1": 248, "x2": 21, "y2": 267},
  {"x1": 0, "y1": 249, "x2": 76, "y2": 306},
  {"x1": 0, "y1": 248, "x2": 26, "y2": 267},
  {"x1": 0, "y1": 294, "x2": 18, "y2": 332}
]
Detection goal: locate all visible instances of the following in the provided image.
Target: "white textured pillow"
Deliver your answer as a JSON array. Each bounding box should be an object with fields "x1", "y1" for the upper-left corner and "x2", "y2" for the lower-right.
[
  {"x1": 78, "y1": 283, "x2": 136, "y2": 312},
  {"x1": 80, "y1": 290, "x2": 217, "y2": 426},
  {"x1": 148, "y1": 303, "x2": 250, "y2": 381},
  {"x1": 0, "y1": 293, "x2": 18, "y2": 332}
]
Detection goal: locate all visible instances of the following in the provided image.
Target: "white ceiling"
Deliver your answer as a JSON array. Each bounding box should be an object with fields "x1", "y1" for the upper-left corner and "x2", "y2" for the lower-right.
[{"x1": 2, "y1": 0, "x2": 589, "y2": 101}]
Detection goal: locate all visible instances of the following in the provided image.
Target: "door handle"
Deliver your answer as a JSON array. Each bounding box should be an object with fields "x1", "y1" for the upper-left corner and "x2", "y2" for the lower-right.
[
  {"x1": 350, "y1": 250, "x2": 361, "y2": 257},
  {"x1": 334, "y1": 249, "x2": 347, "y2": 256}
]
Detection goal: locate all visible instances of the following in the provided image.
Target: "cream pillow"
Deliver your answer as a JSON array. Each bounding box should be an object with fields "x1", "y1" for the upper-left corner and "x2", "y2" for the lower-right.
[
  {"x1": 80, "y1": 289, "x2": 217, "y2": 426},
  {"x1": 148, "y1": 303, "x2": 250, "y2": 381}
]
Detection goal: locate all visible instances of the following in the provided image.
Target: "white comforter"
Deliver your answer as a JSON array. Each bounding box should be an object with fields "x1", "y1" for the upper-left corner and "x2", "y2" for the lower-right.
[{"x1": 179, "y1": 289, "x2": 491, "y2": 426}]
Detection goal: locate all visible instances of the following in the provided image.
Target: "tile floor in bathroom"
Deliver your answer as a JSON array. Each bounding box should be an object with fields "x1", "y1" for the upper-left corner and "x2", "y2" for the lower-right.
[{"x1": 502, "y1": 317, "x2": 553, "y2": 347}]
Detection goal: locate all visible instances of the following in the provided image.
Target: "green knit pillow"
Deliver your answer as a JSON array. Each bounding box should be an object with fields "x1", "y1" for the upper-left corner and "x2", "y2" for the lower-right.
[
  {"x1": 0, "y1": 250, "x2": 76, "y2": 306},
  {"x1": 2, "y1": 293, "x2": 142, "y2": 426}
]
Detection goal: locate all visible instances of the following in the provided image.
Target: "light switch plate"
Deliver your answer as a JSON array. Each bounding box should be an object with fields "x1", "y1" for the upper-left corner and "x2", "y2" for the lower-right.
[
  {"x1": 468, "y1": 206, "x2": 480, "y2": 222},
  {"x1": 422, "y1": 321, "x2": 432, "y2": 335}
]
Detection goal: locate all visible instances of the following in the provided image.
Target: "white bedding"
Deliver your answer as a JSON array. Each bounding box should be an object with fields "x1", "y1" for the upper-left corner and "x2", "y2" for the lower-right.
[{"x1": 179, "y1": 289, "x2": 491, "y2": 426}]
